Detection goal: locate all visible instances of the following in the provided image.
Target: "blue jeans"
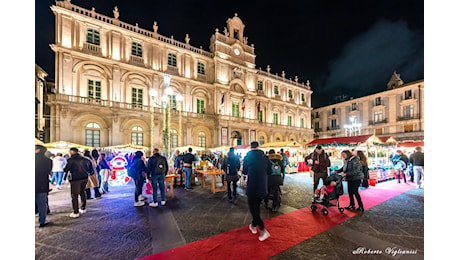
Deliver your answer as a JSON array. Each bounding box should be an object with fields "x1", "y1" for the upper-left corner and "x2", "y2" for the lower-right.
[
  {"x1": 35, "y1": 192, "x2": 48, "y2": 224},
  {"x1": 151, "y1": 175, "x2": 165, "y2": 202},
  {"x1": 51, "y1": 171, "x2": 64, "y2": 186},
  {"x1": 184, "y1": 167, "x2": 192, "y2": 188}
]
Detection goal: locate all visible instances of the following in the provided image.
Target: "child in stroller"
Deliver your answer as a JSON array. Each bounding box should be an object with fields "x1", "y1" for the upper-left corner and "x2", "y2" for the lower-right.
[{"x1": 311, "y1": 173, "x2": 344, "y2": 215}]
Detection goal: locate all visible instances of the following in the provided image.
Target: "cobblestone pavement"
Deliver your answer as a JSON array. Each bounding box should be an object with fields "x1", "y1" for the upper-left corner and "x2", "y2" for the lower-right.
[{"x1": 35, "y1": 173, "x2": 424, "y2": 260}]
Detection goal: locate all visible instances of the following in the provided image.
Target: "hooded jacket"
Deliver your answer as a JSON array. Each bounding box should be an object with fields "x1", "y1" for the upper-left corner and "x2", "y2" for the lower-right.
[
  {"x1": 268, "y1": 153, "x2": 284, "y2": 186},
  {"x1": 130, "y1": 154, "x2": 147, "y2": 180},
  {"x1": 242, "y1": 149, "x2": 271, "y2": 199}
]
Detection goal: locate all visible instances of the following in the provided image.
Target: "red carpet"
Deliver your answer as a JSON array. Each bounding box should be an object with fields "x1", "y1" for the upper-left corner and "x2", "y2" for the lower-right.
[{"x1": 141, "y1": 181, "x2": 414, "y2": 260}]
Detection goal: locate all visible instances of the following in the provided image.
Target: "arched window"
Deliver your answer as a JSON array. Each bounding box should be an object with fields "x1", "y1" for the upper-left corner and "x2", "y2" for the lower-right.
[
  {"x1": 198, "y1": 131, "x2": 206, "y2": 148},
  {"x1": 275, "y1": 137, "x2": 281, "y2": 142},
  {"x1": 85, "y1": 122, "x2": 100, "y2": 147},
  {"x1": 131, "y1": 126, "x2": 143, "y2": 145},
  {"x1": 171, "y1": 129, "x2": 178, "y2": 148},
  {"x1": 259, "y1": 136, "x2": 265, "y2": 145}
]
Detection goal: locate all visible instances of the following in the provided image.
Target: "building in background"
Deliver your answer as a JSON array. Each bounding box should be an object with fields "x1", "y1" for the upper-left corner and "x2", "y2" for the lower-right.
[
  {"x1": 48, "y1": 0, "x2": 313, "y2": 153},
  {"x1": 312, "y1": 72, "x2": 424, "y2": 142}
]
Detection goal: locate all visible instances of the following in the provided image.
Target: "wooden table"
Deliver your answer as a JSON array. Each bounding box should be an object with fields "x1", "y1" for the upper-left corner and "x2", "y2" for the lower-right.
[
  {"x1": 164, "y1": 174, "x2": 180, "y2": 198},
  {"x1": 195, "y1": 169, "x2": 227, "y2": 194}
]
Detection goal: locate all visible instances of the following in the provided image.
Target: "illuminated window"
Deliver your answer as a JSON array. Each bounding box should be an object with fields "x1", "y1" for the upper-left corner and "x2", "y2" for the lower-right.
[
  {"x1": 232, "y1": 102, "x2": 239, "y2": 117},
  {"x1": 374, "y1": 111, "x2": 383, "y2": 123},
  {"x1": 131, "y1": 42, "x2": 143, "y2": 57},
  {"x1": 257, "y1": 81, "x2": 263, "y2": 91},
  {"x1": 168, "y1": 53, "x2": 177, "y2": 67},
  {"x1": 197, "y1": 62, "x2": 205, "y2": 75},
  {"x1": 132, "y1": 88, "x2": 143, "y2": 106},
  {"x1": 259, "y1": 136, "x2": 265, "y2": 145},
  {"x1": 131, "y1": 126, "x2": 143, "y2": 145},
  {"x1": 273, "y1": 113, "x2": 278, "y2": 125},
  {"x1": 86, "y1": 29, "x2": 100, "y2": 45},
  {"x1": 300, "y1": 118, "x2": 304, "y2": 128},
  {"x1": 197, "y1": 99, "x2": 205, "y2": 114},
  {"x1": 171, "y1": 129, "x2": 178, "y2": 148},
  {"x1": 87, "y1": 80, "x2": 101, "y2": 100},
  {"x1": 85, "y1": 122, "x2": 100, "y2": 147},
  {"x1": 198, "y1": 131, "x2": 206, "y2": 148}
]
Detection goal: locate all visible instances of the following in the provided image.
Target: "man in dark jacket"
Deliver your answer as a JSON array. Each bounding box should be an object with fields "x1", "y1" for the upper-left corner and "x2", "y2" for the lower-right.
[
  {"x1": 147, "y1": 148, "x2": 169, "y2": 207},
  {"x1": 265, "y1": 149, "x2": 284, "y2": 212},
  {"x1": 305, "y1": 146, "x2": 331, "y2": 193},
  {"x1": 173, "y1": 150, "x2": 184, "y2": 187},
  {"x1": 36, "y1": 145, "x2": 52, "y2": 227},
  {"x1": 222, "y1": 147, "x2": 241, "y2": 203},
  {"x1": 64, "y1": 147, "x2": 94, "y2": 218},
  {"x1": 182, "y1": 147, "x2": 196, "y2": 191},
  {"x1": 409, "y1": 147, "x2": 424, "y2": 188},
  {"x1": 243, "y1": 141, "x2": 271, "y2": 242}
]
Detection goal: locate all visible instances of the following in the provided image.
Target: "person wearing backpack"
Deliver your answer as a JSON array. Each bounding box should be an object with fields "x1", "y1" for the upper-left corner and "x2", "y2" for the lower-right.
[
  {"x1": 264, "y1": 149, "x2": 284, "y2": 212},
  {"x1": 392, "y1": 150, "x2": 409, "y2": 183},
  {"x1": 146, "y1": 148, "x2": 169, "y2": 207},
  {"x1": 222, "y1": 147, "x2": 241, "y2": 203}
]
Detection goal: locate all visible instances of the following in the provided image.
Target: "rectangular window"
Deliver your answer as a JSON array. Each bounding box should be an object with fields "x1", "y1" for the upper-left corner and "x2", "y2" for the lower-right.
[
  {"x1": 86, "y1": 29, "x2": 100, "y2": 45},
  {"x1": 171, "y1": 135, "x2": 178, "y2": 148},
  {"x1": 287, "y1": 116, "x2": 292, "y2": 126},
  {"x1": 273, "y1": 113, "x2": 278, "y2": 125},
  {"x1": 404, "y1": 90, "x2": 412, "y2": 100},
  {"x1": 331, "y1": 119, "x2": 337, "y2": 128},
  {"x1": 131, "y1": 133, "x2": 143, "y2": 146},
  {"x1": 332, "y1": 108, "x2": 336, "y2": 115},
  {"x1": 315, "y1": 112, "x2": 319, "y2": 118},
  {"x1": 351, "y1": 103, "x2": 357, "y2": 111},
  {"x1": 198, "y1": 136, "x2": 206, "y2": 148},
  {"x1": 274, "y1": 85, "x2": 279, "y2": 95},
  {"x1": 85, "y1": 129, "x2": 100, "y2": 147},
  {"x1": 131, "y1": 42, "x2": 143, "y2": 57},
  {"x1": 197, "y1": 62, "x2": 205, "y2": 75},
  {"x1": 314, "y1": 122, "x2": 320, "y2": 132},
  {"x1": 375, "y1": 97, "x2": 382, "y2": 106},
  {"x1": 403, "y1": 105, "x2": 414, "y2": 118},
  {"x1": 301, "y1": 93, "x2": 305, "y2": 102},
  {"x1": 288, "y1": 89, "x2": 293, "y2": 99},
  {"x1": 404, "y1": 124, "x2": 414, "y2": 132},
  {"x1": 232, "y1": 102, "x2": 239, "y2": 117},
  {"x1": 300, "y1": 118, "x2": 304, "y2": 128},
  {"x1": 132, "y1": 88, "x2": 143, "y2": 106},
  {"x1": 374, "y1": 111, "x2": 383, "y2": 122},
  {"x1": 87, "y1": 80, "x2": 101, "y2": 100},
  {"x1": 168, "y1": 53, "x2": 177, "y2": 67},
  {"x1": 197, "y1": 99, "x2": 205, "y2": 114},
  {"x1": 257, "y1": 111, "x2": 263, "y2": 122},
  {"x1": 257, "y1": 81, "x2": 263, "y2": 91},
  {"x1": 170, "y1": 95, "x2": 177, "y2": 110}
]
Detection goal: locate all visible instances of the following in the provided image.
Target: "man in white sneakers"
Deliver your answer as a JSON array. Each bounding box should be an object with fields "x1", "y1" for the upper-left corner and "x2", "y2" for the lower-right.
[{"x1": 146, "y1": 148, "x2": 169, "y2": 207}]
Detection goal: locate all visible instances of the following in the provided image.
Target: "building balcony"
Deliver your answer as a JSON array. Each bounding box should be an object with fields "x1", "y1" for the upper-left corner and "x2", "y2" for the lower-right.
[
  {"x1": 129, "y1": 55, "x2": 145, "y2": 67},
  {"x1": 368, "y1": 119, "x2": 388, "y2": 125},
  {"x1": 327, "y1": 125, "x2": 341, "y2": 131},
  {"x1": 197, "y1": 73, "x2": 207, "y2": 82},
  {"x1": 82, "y1": 42, "x2": 102, "y2": 56},
  {"x1": 397, "y1": 114, "x2": 420, "y2": 121},
  {"x1": 257, "y1": 90, "x2": 265, "y2": 96}
]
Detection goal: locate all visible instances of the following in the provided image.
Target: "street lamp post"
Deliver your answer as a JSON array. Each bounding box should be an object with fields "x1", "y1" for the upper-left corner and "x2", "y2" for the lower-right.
[{"x1": 149, "y1": 88, "x2": 158, "y2": 156}]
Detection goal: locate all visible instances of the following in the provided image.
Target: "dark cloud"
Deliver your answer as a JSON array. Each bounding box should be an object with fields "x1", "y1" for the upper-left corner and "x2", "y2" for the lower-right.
[{"x1": 313, "y1": 19, "x2": 424, "y2": 106}]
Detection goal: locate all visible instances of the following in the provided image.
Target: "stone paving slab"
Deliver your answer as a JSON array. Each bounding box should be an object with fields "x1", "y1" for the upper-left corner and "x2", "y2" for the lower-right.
[{"x1": 36, "y1": 173, "x2": 424, "y2": 259}]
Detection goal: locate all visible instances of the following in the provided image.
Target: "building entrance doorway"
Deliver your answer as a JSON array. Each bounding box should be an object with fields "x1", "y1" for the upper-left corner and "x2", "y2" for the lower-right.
[{"x1": 231, "y1": 131, "x2": 242, "y2": 147}]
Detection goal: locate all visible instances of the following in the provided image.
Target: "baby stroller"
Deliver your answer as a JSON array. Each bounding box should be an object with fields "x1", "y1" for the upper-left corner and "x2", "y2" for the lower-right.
[{"x1": 311, "y1": 173, "x2": 344, "y2": 215}]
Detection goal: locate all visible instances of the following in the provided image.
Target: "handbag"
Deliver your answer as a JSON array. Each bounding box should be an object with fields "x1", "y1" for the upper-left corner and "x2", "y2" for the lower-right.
[
  {"x1": 145, "y1": 181, "x2": 153, "y2": 194},
  {"x1": 86, "y1": 172, "x2": 99, "y2": 188}
]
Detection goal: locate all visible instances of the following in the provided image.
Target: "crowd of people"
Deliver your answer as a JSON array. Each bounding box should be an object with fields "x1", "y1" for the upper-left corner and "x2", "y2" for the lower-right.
[{"x1": 36, "y1": 142, "x2": 424, "y2": 243}]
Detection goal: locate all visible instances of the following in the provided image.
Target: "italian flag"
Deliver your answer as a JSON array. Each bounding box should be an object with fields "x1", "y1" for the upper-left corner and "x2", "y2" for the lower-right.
[{"x1": 241, "y1": 98, "x2": 245, "y2": 111}]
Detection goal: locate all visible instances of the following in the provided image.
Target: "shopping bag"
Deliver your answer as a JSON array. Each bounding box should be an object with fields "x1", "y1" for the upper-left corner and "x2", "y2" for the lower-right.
[
  {"x1": 145, "y1": 181, "x2": 153, "y2": 194},
  {"x1": 86, "y1": 173, "x2": 99, "y2": 188}
]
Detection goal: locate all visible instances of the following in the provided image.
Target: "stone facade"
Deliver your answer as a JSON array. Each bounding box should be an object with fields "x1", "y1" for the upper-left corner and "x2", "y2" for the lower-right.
[
  {"x1": 48, "y1": 1, "x2": 314, "y2": 151},
  {"x1": 312, "y1": 72, "x2": 424, "y2": 142}
]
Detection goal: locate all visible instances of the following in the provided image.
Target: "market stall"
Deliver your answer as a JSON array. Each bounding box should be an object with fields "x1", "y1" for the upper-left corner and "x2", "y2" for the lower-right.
[
  {"x1": 44, "y1": 141, "x2": 93, "y2": 155},
  {"x1": 305, "y1": 135, "x2": 395, "y2": 182},
  {"x1": 260, "y1": 141, "x2": 305, "y2": 173}
]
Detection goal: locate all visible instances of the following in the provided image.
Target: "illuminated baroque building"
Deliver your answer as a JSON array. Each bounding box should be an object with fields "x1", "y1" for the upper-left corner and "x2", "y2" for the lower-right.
[
  {"x1": 312, "y1": 72, "x2": 424, "y2": 142},
  {"x1": 48, "y1": 0, "x2": 314, "y2": 151}
]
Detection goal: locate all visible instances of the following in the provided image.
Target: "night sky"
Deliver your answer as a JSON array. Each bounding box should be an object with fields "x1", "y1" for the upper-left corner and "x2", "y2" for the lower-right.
[{"x1": 35, "y1": 0, "x2": 424, "y2": 108}]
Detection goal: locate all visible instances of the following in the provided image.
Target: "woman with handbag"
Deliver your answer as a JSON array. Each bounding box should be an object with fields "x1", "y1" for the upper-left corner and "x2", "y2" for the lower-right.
[
  {"x1": 222, "y1": 147, "x2": 241, "y2": 203},
  {"x1": 357, "y1": 151, "x2": 369, "y2": 188},
  {"x1": 83, "y1": 150, "x2": 101, "y2": 199}
]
